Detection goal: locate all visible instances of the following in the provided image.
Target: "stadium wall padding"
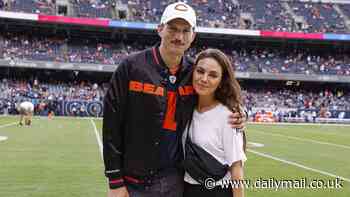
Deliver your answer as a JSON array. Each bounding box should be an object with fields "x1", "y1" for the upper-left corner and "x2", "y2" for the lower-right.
[{"x1": 57, "y1": 100, "x2": 103, "y2": 117}]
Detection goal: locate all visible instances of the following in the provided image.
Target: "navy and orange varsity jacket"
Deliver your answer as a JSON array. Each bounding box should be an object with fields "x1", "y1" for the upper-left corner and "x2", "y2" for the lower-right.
[{"x1": 103, "y1": 46, "x2": 196, "y2": 189}]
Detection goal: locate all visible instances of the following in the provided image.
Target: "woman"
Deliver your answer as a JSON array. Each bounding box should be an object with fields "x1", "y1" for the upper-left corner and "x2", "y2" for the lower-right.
[{"x1": 183, "y1": 49, "x2": 247, "y2": 197}]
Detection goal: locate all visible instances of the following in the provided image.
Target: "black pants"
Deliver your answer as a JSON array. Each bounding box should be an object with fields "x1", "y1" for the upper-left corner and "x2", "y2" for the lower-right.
[{"x1": 183, "y1": 182, "x2": 232, "y2": 197}]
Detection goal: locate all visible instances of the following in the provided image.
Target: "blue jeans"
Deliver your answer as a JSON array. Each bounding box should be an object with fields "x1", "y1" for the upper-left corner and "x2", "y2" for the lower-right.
[{"x1": 126, "y1": 172, "x2": 184, "y2": 197}]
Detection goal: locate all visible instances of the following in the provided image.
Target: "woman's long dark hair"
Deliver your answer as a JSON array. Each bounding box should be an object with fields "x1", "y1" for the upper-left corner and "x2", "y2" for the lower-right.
[{"x1": 193, "y1": 48, "x2": 246, "y2": 152}]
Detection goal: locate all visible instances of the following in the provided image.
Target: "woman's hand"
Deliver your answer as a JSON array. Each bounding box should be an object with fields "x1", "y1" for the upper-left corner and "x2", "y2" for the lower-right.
[{"x1": 228, "y1": 111, "x2": 247, "y2": 130}]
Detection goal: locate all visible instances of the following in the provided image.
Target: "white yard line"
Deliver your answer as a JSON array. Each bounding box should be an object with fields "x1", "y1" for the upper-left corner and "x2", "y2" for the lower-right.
[
  {"x1": 0, "y1": 122, "x2": 17, "y2": 142},
  {"x1": 248, "y1": 149, "x2": 350, "y2": 183},
  {"x1": 0, "y1": 136, "x2": 8, "y2": 141},
  {"x1": 89, "y1": 119, "x2": 109, "y2": 187},
  {"x1": 89, "y1": 119, "x2": 103, "y2": 160},
  {"x1": 254, "y1": 131, "x2": 350, "y2": 150},
  {"x1": 0, "y1": 122, "x2": 17, "y2": 128}
]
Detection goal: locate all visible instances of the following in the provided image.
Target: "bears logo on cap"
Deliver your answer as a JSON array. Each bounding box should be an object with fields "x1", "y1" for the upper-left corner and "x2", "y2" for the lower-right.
[{"x1": 175, "y1": 3, "x2": 189, "y2": 12}]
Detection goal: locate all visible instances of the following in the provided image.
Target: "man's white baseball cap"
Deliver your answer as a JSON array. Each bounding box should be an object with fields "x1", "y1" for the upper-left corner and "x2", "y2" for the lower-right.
[{"x1": 160, "y1": 2, "x2": 196, "y2": 28}]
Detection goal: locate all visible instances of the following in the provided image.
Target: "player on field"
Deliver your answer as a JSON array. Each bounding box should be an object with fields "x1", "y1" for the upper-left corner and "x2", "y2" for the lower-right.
[{"x1": 17, "y1": 101, "x2": 34, "y2": 126}]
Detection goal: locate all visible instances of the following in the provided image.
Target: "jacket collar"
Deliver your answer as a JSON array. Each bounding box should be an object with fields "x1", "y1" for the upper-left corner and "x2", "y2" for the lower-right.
[{"x1": 150, "y1": 44, "x2": 193, "y2": 76}]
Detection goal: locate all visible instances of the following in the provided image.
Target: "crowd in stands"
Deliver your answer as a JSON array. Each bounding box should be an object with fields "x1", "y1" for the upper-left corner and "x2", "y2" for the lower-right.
[
  {"x1": 244, "y1": 87, "x2": 350, "y2": 121},
  {"x1": 1, "y1": 0, "x2": 350, "y2": 34},
  {"x1": 244, "y1": 87, "x2": 350, "y2": 111},
  {"x1": 70, "y1": 0, "x2": 114, "y2": 19},
  {"x1": 119, "y1": 0, "x2": 350, "y2": 33},
  {"x1": 0, "y1": 32, "x2": 143, "y2": 66},
  {"x1": 1, "y1": 0, "x2": 56, "y2": 14},
  {"x1": 341, "y1": 4, "x2": 350, "y2": 21},
  {"x1": 0, "y1": 76, "x2": 349, "y2": 120},
  {"x1": 1, "y1": 32, "x2": 350, "y2": 76},
  {"x1": 238, "y1": 0, "x2": 294, "y2": 31},
  {"x1": 0, "y1": 77, "x2": 106, "y2": 115},
  {"x1": 0, "y1": 77, "x2": 105, "y2": 102},
  {"x1": 229, "y1": 48, "x2": 350, "y2": 76},
  {"x1": 120, "y1": 0, "x2": 293, "y2": 30},
  {"x1": 290, "y1": 2, "x2": 347, "y2": 33}
]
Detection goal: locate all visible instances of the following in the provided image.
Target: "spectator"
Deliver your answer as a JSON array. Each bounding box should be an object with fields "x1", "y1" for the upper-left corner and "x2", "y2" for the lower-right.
[{"x1": 1, "y1": 32, "x2": 350, "y2": 76}]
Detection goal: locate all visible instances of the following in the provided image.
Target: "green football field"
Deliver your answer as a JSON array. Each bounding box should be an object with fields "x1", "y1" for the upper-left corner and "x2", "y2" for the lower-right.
[{"x1": 0, "y1": 116, "x2": 349, "y2": 197}]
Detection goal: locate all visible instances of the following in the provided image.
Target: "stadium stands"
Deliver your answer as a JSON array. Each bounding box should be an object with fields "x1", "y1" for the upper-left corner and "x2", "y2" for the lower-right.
[
  {"x1": 230, "y1": 48, "x2": 350, "y2": 76},
  {"x1": 340, "y1": 3, "x2": 350, "y2": 20},
  {"x1": 0, "y1": 32, "x2": 145, "y2": 66},
  {"x1": 125, "y1": 0, "x2": 161, "y2": 23},
  {"x1": 244, "y1": 86, "x2": 350, "y2": 122},
  {"x1": 244, "y1": 87, "x2": 350, "y2": 111},
  {"x1": 238, "y1": 0, "x2": 294, "y2": 31},
  {"x1": 289, "y1": 2, "x2": 347, "y2": 33},
  {"x1": 117, "y1": 0, "x2": 349, "y2": 32},
  {"x1": 1, "y1": 32, "x2": 349, "y2": 76},
  {"x1": 184, "y1": 0, "x2": 241, "y2": 28},
  {"x1": 0, "y1": 77, "x2": 105, "y2": 102},
  {"x1": 9, "y1": 0, "x2": 56, "y2": 14},
  {"x1": 0, "y1": 0, "x2": 4, "y2": 10},
  {"x1": 1, "y1": 76, "x2": 349, "y2": 120},
  {"x1": 0, "y1": 77, "x2": 106, "y2": 116},
  {"x1": 2, "y1": 0, "x2": 350, "y2": 33},
  {"x1": 0, "y1": 33, "x2": 63, "y2": 62},
  {"x1": 70, "y1": 0, "x2": 114, "y2": 18}
]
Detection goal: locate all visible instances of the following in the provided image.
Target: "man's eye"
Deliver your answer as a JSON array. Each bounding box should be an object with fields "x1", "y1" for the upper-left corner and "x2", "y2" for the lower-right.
[
  {"x1": 196, "y1": 69, "x2": 204, "y2": 74},
  {"x1": 169, "y1": 27, "x2": 177, "y2": 32}
]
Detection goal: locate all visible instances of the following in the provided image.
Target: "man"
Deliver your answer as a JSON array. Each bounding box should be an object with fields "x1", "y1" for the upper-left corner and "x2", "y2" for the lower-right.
[
  {"x1": 17, "y1": 101, "x2": 34, "y2": 126},
  {"x1": 103, "y1": 2, "x2": 246, "y2": 197}
]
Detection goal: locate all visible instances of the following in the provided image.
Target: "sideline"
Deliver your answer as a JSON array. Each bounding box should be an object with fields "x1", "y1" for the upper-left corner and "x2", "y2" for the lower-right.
[{"x1": 89, "y1": 119, "x2": 103, "y2": 160}]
